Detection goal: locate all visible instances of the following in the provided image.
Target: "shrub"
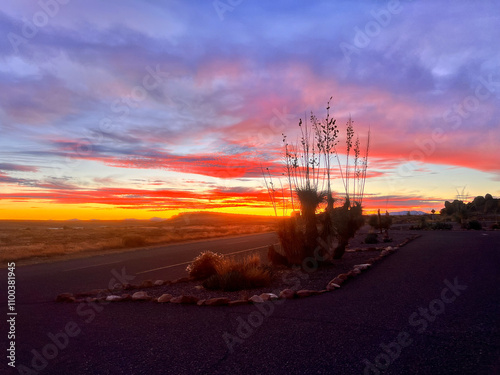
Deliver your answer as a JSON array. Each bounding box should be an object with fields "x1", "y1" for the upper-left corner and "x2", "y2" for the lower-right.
[
  {"x1": 277, "y1": 217, "x2": 307, "y2": 265},
  {"x1": 186, "y1": 251, "x2": 224, "y2": 280},
  {"x1": 491, "y1": 223, "x2": 500, "y2": 230},
  {"x1": 267, "y1": 244, "x2": 289, "y2": 266},
  {"x1": 368, "y1": 212, "x2": 392, "y2": 231},
  {"x1": 122, "y1": 234, "x2": 147, "y2": 248},
  {"x1": 430, "y1": 222, "x2": 453, "y2": 230},
  {"x1": 200, "y1": 254, "x2": 271, "y2": 291},
  {"x1": 364, "y1": 233, "x2": 378, "y2": 244},
  {"x1": 467, "y1": 220, "x2": 482, "y2": 230},
  {"x1": 242, "y1": 266, "x2": 272, "y2": 288},
  {"x1": 264, "y1": 100, "x2": 371, "y2": 263},
  {"x1": 203, "y1": 271, "x2": 242, "y2": 291}
]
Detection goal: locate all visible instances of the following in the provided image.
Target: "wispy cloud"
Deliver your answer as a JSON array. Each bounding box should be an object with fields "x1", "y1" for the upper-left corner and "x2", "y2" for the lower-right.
[{"x1": 1, "y1": 1, "x2": 499, "y2": 218}]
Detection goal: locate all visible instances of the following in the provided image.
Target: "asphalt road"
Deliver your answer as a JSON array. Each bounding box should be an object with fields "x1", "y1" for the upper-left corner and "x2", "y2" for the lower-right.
[{"x1": 1, "y1": 230, "x2": 499, "y2": 374}]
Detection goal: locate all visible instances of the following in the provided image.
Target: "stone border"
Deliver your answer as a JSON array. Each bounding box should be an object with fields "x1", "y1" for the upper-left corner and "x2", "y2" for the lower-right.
[{"x1": 56, "y1": 236, "x2": 419, "y2": 306}]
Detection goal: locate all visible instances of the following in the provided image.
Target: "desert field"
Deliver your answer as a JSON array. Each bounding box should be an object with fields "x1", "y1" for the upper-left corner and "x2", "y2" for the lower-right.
[{"x1": 0, "y1": 212, "x2": 277, "y2": 266}]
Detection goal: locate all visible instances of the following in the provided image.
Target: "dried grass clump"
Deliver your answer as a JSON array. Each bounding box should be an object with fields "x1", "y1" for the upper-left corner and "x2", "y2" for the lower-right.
[
  {"x1": 201, "y1": 254, "x2": 271, "y2": 291},
  {"x1": 186, "y1": 251, "x2": 225, "y2": 280}
]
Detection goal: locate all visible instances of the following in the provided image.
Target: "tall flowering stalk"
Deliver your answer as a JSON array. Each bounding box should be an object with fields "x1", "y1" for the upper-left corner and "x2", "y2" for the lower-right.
[{"x1": 264, "y1": 98, "x2": 371, "y2": 263}]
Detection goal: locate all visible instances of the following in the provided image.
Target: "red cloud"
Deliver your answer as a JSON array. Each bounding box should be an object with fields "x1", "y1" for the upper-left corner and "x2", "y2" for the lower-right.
[{"x1": 0, "y1": 186, "x2": 272, "y2": 211}]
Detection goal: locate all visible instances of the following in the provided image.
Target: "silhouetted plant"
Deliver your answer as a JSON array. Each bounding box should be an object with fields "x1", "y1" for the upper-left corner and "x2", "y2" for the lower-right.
[
  {"x1": 275, "y1": 216, "x2": 307, "y2": 265},
  {"x1": 263, "y1": 98, "x2": 370, "y2": 263},
  {"x1": 267, "y1": 244, "x2": 289, "y2": 267},
  {"x1": 368, "y1": 211, "x2": 392, "y2": 232},
  {"x1": 430, "y1": 222, "x2": 453, "y2": 230},
  {"x1": 441, "y1": 194, "x2": 499, "y2": 216},
  {"x1": 201, "y1": 254, "x2": 271, "y2": 291},
  {"x1": 467, "y1": 220, "x2": 482, "y2": 230},
  {"x1": 186, "y1": 251, "x2": 224, "y2": 280}
]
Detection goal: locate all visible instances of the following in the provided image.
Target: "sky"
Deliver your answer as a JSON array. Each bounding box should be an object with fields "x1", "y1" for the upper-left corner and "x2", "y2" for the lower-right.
[{"x1": 0, "y1": 0, "x2": 499, "y2": 220}]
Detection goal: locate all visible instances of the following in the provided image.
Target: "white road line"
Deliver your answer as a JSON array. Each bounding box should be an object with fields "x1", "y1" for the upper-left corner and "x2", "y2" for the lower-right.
[
  {"x1": 135, "y1": 243, "x2": 278, "y2": 275},
  {"x1": 63, "y1": 260, "x2": 124, "y2": 272},
  {"x1": 135, "y1": 260, "x2": 193, "y2": 275}
]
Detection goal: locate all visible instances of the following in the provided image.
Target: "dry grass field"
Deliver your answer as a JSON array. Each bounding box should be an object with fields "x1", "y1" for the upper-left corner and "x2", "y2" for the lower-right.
[{"x1": 0, "y1": 213, "x2": 277, "y2": 266}]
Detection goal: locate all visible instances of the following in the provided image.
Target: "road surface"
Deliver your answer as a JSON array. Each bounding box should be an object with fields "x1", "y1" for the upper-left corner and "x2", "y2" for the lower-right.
[{"x1": 1, "y1": 230, "x2": 499, "y2": 374}]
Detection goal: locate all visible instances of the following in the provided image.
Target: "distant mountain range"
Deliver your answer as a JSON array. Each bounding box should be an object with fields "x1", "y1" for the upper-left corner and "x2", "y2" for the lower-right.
[
  {"x1": 164, "y1": 212, "x2": 277, "y2": 226},
  {"x1": 155, "y1": 211, "x2": 429, "y2": 224},
  {"x1": 388, "y1": 211, "x2": 427, "y2": 216}
]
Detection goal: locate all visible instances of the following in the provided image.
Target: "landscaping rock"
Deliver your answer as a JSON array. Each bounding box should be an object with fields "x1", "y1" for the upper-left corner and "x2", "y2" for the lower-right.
[
  {"x1": 229, "y1": 300, "x2": 249, "y2": 306},
  {"x1": 122, "y1": 283, "x2": 134, "y2": 290},
  {"x1": 260, "y1": 293, "x2": 279, "y2": 301},
  {"x1": 170, "y1": 295, "x2": 199, "y2": 304},
  {"x1": 331, "y1": 277, "x2": 344, "y2": 285},
  {"x1": 249, "y1": 295, "x2": 265, "y2": 303},
  {"x1": 326, "y1": 282, "x2": 341, "y2": 291},
  {"x1": 349, "y1": 268, "x2": 361, "y2": 276},
  {"x1": 205, "y1": 297, "x2": 231, "y2": 306},
  {"x1": 157, "y1": 294, "x2": 173, "y2": 303},
  {"x1": 296, "y1": 290, "x2": 318, "y2": 298},
  {"x1": 140, "y1": 280, "x2": 153, "y2": 288},
  {"x1": 354, "y1": 264, "x2": 371, "y2": 271},
  {"x1": 56, "y1": 293, "x2": 75, "y2": 303},
  {"x1": 197, "y1": 299, "x2": 206, "y2": 306},
  {"x1": 106, "y1": 295, "x2": 123, "y2": 302},
  {"x1": 154, "y1": 280, "x2": 164, "y2": 286},
  {"x1": 121, "y1": 294, "x2": 132, "y2": 301},
  {"x1": 131, "y1": 291, "x2": 151, "y2": 301},
  {"x1": 279, "y1": 289, "x2": 296, "y2": 299},
  {"x1": 90, "y1": 289, "x2": 107, "y2": 295},
  {"x1": 74, "y1": 291, "x2": 93, "y2": 298}
]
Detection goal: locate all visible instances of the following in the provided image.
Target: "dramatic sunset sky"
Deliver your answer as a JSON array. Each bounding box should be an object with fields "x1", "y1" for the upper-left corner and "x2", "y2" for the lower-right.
[{"x1": 1, "y1": 0, "x2": 499, "y2": 220}]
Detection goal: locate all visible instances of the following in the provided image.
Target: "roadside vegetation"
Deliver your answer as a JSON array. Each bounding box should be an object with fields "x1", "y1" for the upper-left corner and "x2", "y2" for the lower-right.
[
  {"x1": 439, "y1": 193, "x2": 500, "y2": 229},
  {"x1": 187, "y1": 252, "x2": 271, "y2": 291},
  {"x1": 264, "y1": 98, "x2": 371, "y2": 265},
  {"x1": 391, "y1": 193, "x2": 500, "y2": 231},
  {"x1": 0, "y1": 214, "x2": 276, "y2": 265}
]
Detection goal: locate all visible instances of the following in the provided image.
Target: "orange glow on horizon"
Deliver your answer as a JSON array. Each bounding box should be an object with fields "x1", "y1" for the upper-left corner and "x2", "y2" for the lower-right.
[{"x1": 0, "y1": 201, "x2": 440, "y2": 221}]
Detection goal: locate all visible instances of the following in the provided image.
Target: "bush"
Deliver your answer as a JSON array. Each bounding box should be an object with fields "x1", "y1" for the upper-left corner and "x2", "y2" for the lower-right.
[
  {"x1": 201, "y1": 254, "x2": 271, "y2": 291},
  {"x1": 467, "y1": 220, "x2": 482, "y2": 230},
  {"x1": 186, "y1": 251, "x2": 224, "y2": 280},
  {"x1": 277, "y1": 217, "x2": 307, "y2": 265},
  {"x1": 203, "y1": 270, "x2": 243, "y2": 291},
  {"x1": 242, "y1": 266, "x2": 272, "y2": 288},
  {"x1": 267, "y1": 244, "x2": 289, "y2": 266},
  {"x1": 364, "y1": 233, "x2": 379, "y2": 244},
  {"x1": 430, "y1": 222, "x2": 453, "y2": 230},
  {"x1": 491, "y1": 223, "x2": 500, "y2": 230},
  {"x1": 368, "y1": 213, "x2": 392, "y2": 231},
  {"x1": 122, "y1": 234, "x2": 147, "y2": 248}
]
